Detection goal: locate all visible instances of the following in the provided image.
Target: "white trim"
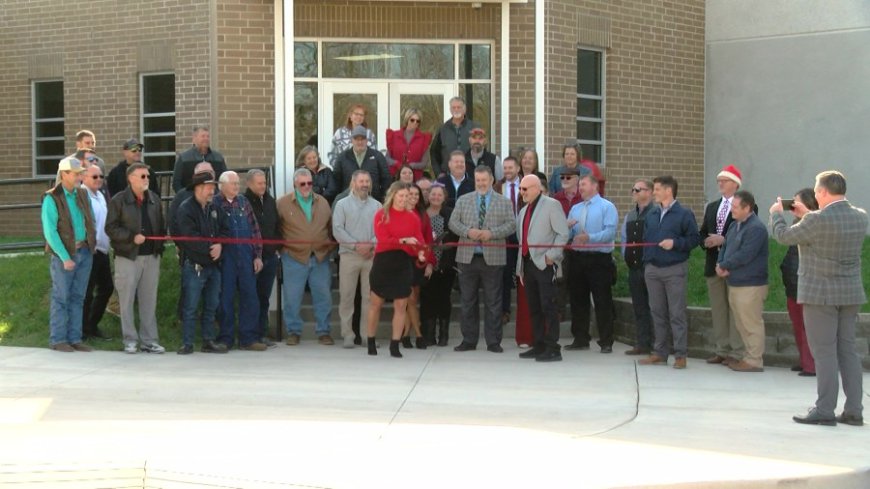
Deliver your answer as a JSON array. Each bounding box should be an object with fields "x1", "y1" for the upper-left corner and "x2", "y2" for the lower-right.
[
  {"x1": 576, "y1": 46, "x2": 606, "y2": 166},
  {"x1": 535, "y1": 0, "x2": 544, "y2": 154},
  {"x1": 139, "y1": 72, "x2": 176, "y2": 170},
  {"x1": 500, "y1": 0, "x2": 510, "y2": 159},
  {"x1": 31, "y1": 79, "x2": 65, "y2": 177},
  {"x1": 274, "y1": 0, "x2": 287, "y2": 197}
]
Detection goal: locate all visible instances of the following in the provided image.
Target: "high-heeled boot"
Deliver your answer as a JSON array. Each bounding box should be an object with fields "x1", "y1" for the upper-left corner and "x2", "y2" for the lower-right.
[
  {"x1": 437, "y1": 318, "x2": 449, "y2": 347},
  {"x1": 401, "y1": 336, "x2": 413, "y2": 349},
  {"x1": 367, "y1": 337, "x2": 378, "y2": 356},
  {"x1": 390, "y1": 339, "x2": 403, "y2": 358}
]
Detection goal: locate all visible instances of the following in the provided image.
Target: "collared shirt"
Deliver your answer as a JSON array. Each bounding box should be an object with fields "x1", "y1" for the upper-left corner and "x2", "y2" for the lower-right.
[
  {"x1": 295, "y1": 190, "x2": 315, "y2": 222},
  {"x1": 567, "y1": 193, "x2": 617, "y2": 253},
  {"x1": 353, "y1": 149, "x2": 366, "y2": 167},
  {"x1": 41, "y1": 185, "x2": 87, "y2": 261},
  {"x1": 659, "y1": 199, "x2": 677, "y2": 222},
  {"x1": 474, "y1": 189, "x2": 493, "y2": 254},
  {"x1": 84, "y1": 186, "x2": 110, "y2": 253},
  {"x1": 450, "y1": 174, "x2": 466, "y2": 195},
  {"x1": 213, "y1": 193, "x2": 263, "y2": 258},
  {"x1": 502, "y1": 177, "x2": 521, "y2": 215},
  {"x1": 715, "y1": 196, "x2": 732, "y2": 235}
]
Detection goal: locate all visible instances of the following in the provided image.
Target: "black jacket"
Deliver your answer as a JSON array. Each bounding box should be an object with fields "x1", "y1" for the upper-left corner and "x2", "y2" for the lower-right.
[
  {"x1": 435, "y1": 174, "x2": 474, "y2": 209},
  {"x1": 465, "y1": 149, "x2": 497, "y2": 179},
  {"x1": 429, "y1": 116, "x2": 480, "y2": 177},
  {"x1": 432, "y1": 206, "x2": 459, "y2": 271},
  {"x1": 105, "y1": 188, "x2": 165, "y2": 259},
  {"x1": 244, "y1": 188, "x2": 281, "y2": 256},
  {"x1": 173, "y1": 196, "x2": 228, "y2": 267},
  {"x1": 698, "y1": 197, "x2": 757, "y2": 277},
  {"x1": 171, "y1": 146, "x2": 228, "y2": 192},
  {"x1": 623, "y1": 202, "x2": 656, "y2": 269},
  {"x1": 332, "y1": 148, "x2": 391, "y2": 202},
  {"x1": 308, "y1": 165, "x2": 338, "y2": 205},
  {"x1": 107, "y1": 161, "x2": 161, "y2": 199},
  {"x1": 780, "y1": 244, "x2": 799, "y2": 299}
]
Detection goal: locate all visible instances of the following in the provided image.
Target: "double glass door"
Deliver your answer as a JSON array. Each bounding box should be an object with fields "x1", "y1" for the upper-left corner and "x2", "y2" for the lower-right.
[{"x1": 320, "y1": 81, "x2": 454, "y2": 165}]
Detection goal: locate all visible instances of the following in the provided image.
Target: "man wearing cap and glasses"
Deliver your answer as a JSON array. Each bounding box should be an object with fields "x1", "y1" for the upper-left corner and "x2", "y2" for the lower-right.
[
  {"x1": 41, "y1": 157, "x2": 96, "y2": 352},
  {"x1": 333, "y1": 125, "x2": 391, "y2": 203},
  {"x1": 80, "y1": 163, "x2": 113, "y2": 341},
  {"x1": 107, "y1": 138, "x2": 161, "y2": 198}
]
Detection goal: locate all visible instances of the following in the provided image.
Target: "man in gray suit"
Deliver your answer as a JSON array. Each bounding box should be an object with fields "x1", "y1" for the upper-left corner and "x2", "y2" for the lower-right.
[
  {"x1": 770, "y1": 170, "x2": 867, "y2": 427},
  {"x1": 449, "y1": 165, "x2": 517, "y2": 352},
  {"x1": 516, "y1": 175, "x2": 570, "y2": 362}
]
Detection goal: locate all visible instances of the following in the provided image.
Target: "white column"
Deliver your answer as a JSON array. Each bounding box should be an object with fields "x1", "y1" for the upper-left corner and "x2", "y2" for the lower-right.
[
  {"x1": 535, "y1": 0, "x2": 545, "y2": 160},
  {"x1": 500, "y1": 0, "x2": 510, "y2": 159},
  {"x1": 274, "y1": 0, "x2": 286, "y2": 196}
]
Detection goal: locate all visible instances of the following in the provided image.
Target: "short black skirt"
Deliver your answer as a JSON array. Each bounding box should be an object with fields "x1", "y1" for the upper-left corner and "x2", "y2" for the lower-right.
[{"x1": 370, "y1": 250, "x2": 413, "y2": 300}]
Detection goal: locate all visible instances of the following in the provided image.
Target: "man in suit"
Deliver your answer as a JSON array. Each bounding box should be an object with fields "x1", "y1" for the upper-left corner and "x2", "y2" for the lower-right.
[
  {"x1": 495, "y1": 156, "x2": 522, "y2": 326},
  {"x1": 770, "y1": 171, "x2": 867, "y2": 427},
  {"x1": 436, "y1": 150, "x2": 474, "y2": 208},
  {"x1": 699, "y1": 164, "x2": 745, "y2": 366},
  {"x1": 332, "y1": 126, "x2": 391, "y2": 202},
  {"x1": 516, "y1": 175, "x2": 570, "y2": 362},
  {"x1": 448, "y1": 165, "x2": 516, "y2": 352}
]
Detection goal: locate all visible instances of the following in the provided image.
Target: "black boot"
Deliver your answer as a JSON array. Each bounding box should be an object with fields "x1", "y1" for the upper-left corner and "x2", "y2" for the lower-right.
[
  {"x1": 390, "y1": 339, "x2": 403, "y2": 358},
  {"x1": 402, "y1": 336, "x2": 413, "y2": 349},
  {"x1": 415, "y1": 336, "x2": 428, "y2": 350},
  {"x1": 367, "y1": 337, "x2": 377, "y2": 356},
  {"x1": 422, "y1": 319, "x2": 436, "y2": 346},
  {"x1": 437, "y1": 319, "x2": 449, "y2": 347}
]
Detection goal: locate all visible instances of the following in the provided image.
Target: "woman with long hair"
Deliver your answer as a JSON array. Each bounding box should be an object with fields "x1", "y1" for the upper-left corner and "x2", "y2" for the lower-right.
[
  {"x1": 295, "y1": 146, "x2": 338, "y2": 204},
  {"x1": 367, "y1": 181, "x2": 429, "y2": 358},
  {"x1": 328, "y1": 103, "x2": 377, "y2": 164},
  {"x1": 395, "y1": 164, "x2": 416, "y2": 185},
  {"x1": 781, "y1": 187, "x2": 819, "y2": 376},
  {"x1": 420, "y1": 183, "x2": 459, "y2": 346},
  {"x1": 386, "y1": 108, "x2": 432, "y2": 181},
  {"x1": 518, "y1": 147, "x2": 546, "y2": 182},
  {"x1": 401, "y1": 183, "x2": 435, "y2": 349}
]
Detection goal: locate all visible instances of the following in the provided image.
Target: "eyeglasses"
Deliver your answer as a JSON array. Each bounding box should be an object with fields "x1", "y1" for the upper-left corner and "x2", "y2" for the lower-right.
[
  {"x1": 91, "y1": 175, "x2": 104, "y2": 180},
  {"x1": 631, "y1": 187, "x2": 648, "y2": 193},
  {"x1": 139, "y1": 174, "x2": 150, "y2": 179},
  {"x1": 519, "y1": 187, "x2": 530, "y2": 192},
  {"x1": 86, "y1": 156, "x2": 97, "y2": 162},
  {"x1": 560, "y1": 175, "x2": 577, "y2": 180},
  {"x1": 297, "y1": 181, "x2": 313, "y2": 187},
  {"x1": 409, "y1": 118, "x2": 420, "y2": 123},
  {"x1": 129, "y1": 148, "x2": 142, "y2": 153},
  {"x1": 352, "y1": 112, "x2": 365, "y2": 117}
]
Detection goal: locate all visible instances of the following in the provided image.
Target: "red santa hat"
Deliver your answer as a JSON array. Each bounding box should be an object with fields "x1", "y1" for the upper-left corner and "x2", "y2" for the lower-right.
[{"x1": 717, "y1": 164, "x2": 742, "y2": 187}]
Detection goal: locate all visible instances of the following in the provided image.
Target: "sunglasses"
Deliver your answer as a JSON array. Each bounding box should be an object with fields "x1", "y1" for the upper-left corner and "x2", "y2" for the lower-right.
[
  {"x1": 560, "y1": 175, "x2": 577, "y2": 180},
  {"x1": 91, "y1": 175, "x2": 104, "y2": 180},
  {"x1": 129, "y1": 148, "x2": 142, "y2": 153},
  {"x1": 631, "y1": 187, "x2": 648, "y2": 193},
  {"x1": 139, "y1": 174, "x2": 150, "y2": 179},
  {"x1": 86, "y1": 156, "x2": 97, "y2": 162},
  {"x1": 409, "y1": 118, "x2": 420, "y2": 123},
  {"x1": 519, "y1": 187, "x2": 530, "y2": 192},
  {"x1": 297, "y1": 181, "x2": 313, "y2": 187}
]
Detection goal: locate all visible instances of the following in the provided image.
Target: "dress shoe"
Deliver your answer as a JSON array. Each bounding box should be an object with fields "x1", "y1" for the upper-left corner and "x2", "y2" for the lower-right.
[
  {"x1": 624, "y1": 347, "x2": 650, "y2": 356},
  {"x1": 835, "y1": 412, "x2": 864, "y2": 426},
  {"x1": 454, "y1": 342, "x2": 476, "y2": 352},
  {"x1": 790, "y1": 365, "x2": 803, "y2": 372},
  {"x1": 240, "y1": 342, "x2": 267, "y2": 351},
  {"x1": 728, "y1": 360, "x2": 763, "y2": 372},
  {"x1": 535, "y1": 350, "x2": 562, "y2": 362},
  {"x1": 318, "y1": 335, "x2": 335, "y2": 346},
  {"x1": 201, "y1": 340, "x2": 229, "y2": 353},
  {"x1": 600, "y1": 345, "x2": 613, "y2": 354},
  {"x1": 487, "y1": 344, "x2": 503, "y2": 353},
  {"x1": 706, "y1": 355, "x2": 727, "y2": 364},
  {"x1": 793, "y1": 408, "x2": 836, "y2": 426},
  {"x1": 71, "y1": 343, "x2": 93, "y2": 352},
  {"x1": 722, "y1": 357, "x2": 739, "y2": 367},
  {"x1": 177, "y1": 344, "x2": 194, "y2": 355},
  {"x1": 638, "y1": 355, "x2": 667, "y2": 366},
  {"x1": 798, "y1": 371, "x2": 816, "y2": 377},
  {"x1": 51, "y1": 343, "x2": 74, "y2": 353},
  {"x1": 673, "y1": 357, "x2": 687, "y2": 369},
  {"x1": 285, "y1": 334, "x2": 300, "y2": 346},
  {"x1": 519, "y1": 348, "x2": 543, "y2": 359},
  {"x1": 563, "y1": 341, "x2": 590, "y2": 351},
  {"x1": 415, "y1": 337, "x2": 428, "y2": 350}
]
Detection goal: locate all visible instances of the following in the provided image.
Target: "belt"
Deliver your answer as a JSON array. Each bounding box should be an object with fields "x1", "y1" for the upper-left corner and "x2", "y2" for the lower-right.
[{"x1": 75, "y1": 241, "x2": 88, "y2": 249}]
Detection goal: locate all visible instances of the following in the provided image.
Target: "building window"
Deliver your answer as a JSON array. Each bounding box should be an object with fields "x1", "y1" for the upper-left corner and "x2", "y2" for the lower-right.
[
  {"x1": 140, "y1": 73, "x2": 176, "y2": 172},
  {"x1": 577, "y1": 48, "x2": 604, "y2": 165},
  {"x1": 32, "y1": 80, "x2": 65, "y2": 176}
]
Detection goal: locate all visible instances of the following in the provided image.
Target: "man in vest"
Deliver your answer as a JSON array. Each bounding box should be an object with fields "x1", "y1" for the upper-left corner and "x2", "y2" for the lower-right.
[{"x1": 41, "y1": 157, "x2": 96, "y2": 352}]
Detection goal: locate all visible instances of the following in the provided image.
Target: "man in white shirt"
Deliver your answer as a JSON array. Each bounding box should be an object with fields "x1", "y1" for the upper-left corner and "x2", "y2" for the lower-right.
[{"x1": 81, "y1": 164, "x2": 113, "y2": 340}]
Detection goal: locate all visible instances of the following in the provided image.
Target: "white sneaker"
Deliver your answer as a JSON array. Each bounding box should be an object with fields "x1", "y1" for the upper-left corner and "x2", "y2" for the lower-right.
[
  {"x1": 140, "y1": 342, "x2": 166, "y2": 354},
  {"x1": 343, "y1": 336, "x2": 355, "y2": 349},
  {"x1": 124, "y1": 342, "x2": 138, "y2": 354}
]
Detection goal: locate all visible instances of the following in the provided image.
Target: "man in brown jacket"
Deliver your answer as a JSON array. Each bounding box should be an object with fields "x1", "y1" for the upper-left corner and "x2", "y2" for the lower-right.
[{"x1": 277, "y1": 167, "x2": 337, "y2": 346}]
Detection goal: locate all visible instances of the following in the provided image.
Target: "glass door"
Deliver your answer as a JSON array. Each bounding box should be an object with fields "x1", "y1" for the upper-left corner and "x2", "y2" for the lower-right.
[
  {"x1": 387, "y1": 82, "x2": 455, "y2": 139},
  {"x1": 320, "y1": 81, "x2": 388, "y2": 166}
]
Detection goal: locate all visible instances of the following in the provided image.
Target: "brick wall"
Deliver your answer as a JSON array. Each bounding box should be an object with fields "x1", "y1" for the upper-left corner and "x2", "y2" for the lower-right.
[{"x1": 508, "y1": 1, "x2": 537, "y2": 156}]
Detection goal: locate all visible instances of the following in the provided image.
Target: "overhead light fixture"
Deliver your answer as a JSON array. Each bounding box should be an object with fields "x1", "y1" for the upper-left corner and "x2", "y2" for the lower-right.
[{"x1": 334, "y1": 54, "x2": 403, "y2": 62}]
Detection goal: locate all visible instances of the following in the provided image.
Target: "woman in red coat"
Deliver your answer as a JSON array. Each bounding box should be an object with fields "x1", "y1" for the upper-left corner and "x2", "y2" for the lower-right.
[{"x1": 386, "y1": 108, "x2": 433, "y2": 181}]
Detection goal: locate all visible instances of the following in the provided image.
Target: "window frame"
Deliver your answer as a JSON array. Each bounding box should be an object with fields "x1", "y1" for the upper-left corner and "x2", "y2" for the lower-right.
[
  {"x1": 576, "y1": 46, "x2": 606, "y2": 166},
  {"x1": 32, "y1": 79, "x2": 65, "y2": 177},
  {"x1": 139, "y1": 71, "x2": 176, "y2": 171}
]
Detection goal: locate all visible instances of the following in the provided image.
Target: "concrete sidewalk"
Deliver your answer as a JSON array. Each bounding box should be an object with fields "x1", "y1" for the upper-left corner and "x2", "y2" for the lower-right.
[{"x1": 0, "y1": 343, "x2": 867, "y2": 488}]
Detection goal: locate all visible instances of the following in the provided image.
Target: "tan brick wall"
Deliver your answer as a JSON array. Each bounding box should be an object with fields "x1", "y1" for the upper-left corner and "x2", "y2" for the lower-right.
[
  {"x1": 508, "y1": 1, "x2": 537, "y2": 156},
  {"x1": 545, "y1": 0, "x2": 706, "y2": 218}
]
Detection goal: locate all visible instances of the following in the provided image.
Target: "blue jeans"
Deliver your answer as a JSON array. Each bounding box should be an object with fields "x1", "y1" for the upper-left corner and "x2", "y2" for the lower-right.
[
  {"x1": 181, "y1": 261, "x2": 221, "y2": 346},
  {"x1": 49, "y1": 248, "x2": 93, "y2": 346},
  {"x1": 281, "y1": 253, "x2": 331, "y2": 336},
  {"x1": 218, "y1": 246, "x2": 260, "y2": 347},
  {"x1": 256, "y1": 252, "x2": 279, "y2": 338}
]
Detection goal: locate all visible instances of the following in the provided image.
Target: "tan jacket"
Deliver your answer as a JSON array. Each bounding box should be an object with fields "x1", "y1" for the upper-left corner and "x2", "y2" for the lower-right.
[{"x1": 276, "y1": 191, "x2": 335, "y2": 264}]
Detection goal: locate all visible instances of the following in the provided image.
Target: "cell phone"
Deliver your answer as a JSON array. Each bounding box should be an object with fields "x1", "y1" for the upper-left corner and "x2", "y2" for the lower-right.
[{"x1": 781, "y1": 199, "x2": 795, "y2": 210}]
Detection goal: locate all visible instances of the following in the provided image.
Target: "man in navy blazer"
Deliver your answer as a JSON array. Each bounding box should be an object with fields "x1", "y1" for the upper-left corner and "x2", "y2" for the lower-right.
[{"x1": 436, "y1": 150, "x2": 474, "y2": 209}]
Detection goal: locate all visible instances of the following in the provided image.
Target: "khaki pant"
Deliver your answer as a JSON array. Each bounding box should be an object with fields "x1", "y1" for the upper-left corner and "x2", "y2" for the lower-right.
[
  {"x1": 707, "y1": 274, "x2": 744, "y2": 359},
  {"x1": 114, "y1": 254, "x2": 161, "y2": 345},
  {"x1": 727, "y1": 285, "x2": 767, "y2": 367},
  {"x1": 338, "y1": 252, "x2": 372, "y2": 340}
]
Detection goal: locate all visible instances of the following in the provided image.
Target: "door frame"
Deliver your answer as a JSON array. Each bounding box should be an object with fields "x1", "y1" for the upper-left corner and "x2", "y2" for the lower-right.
[
  {"x1": 387, "y1": 82, "x2": 455, "y2": 129},
  {"x1": 320, "y1": 81, "x2": 389, "y2": 166}
]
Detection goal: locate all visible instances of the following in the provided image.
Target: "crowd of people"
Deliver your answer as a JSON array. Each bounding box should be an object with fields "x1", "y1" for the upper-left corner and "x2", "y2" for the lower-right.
[{"x1": 41, "y1": 96, "x2": 865, "y2": 426}]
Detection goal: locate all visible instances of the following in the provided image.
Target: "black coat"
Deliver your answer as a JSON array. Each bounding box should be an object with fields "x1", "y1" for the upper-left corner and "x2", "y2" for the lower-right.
[
  {"x1": 107, "y1": 161, "x2": 161, "y2": 199},
  {"x1": 432, "y1": 206, "x2": 459, "y2": 271},
  {"x1": 244, "y1": 188, "x2": 281, "y2": 256},
  {"x1": 105, "y1": 187, "x2": 165, "y2": 259},
  {"x1": 435, "y1": 174, "x2": 474, "y2": 209},
  {"x1": 465, "y1": 149, "x2": 497, "y2": 179},
  {"x1": 332, "y1": 148, "x2": 391, "y2": 202},
  {"x1": 309, "y1": 166, "x2": 338, "y2": 204},
  {"x1": 173, "y1": 196, "x2": 228, "y2": 267},
  {"x1": 171, "y1": 146, "x2": 227, "y2": 192}
]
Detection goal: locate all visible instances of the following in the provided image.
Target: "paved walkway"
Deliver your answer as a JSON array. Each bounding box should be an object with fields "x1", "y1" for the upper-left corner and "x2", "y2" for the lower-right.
[{"x1": 0, "y1": 343, "x2": 867, "y2": 488}]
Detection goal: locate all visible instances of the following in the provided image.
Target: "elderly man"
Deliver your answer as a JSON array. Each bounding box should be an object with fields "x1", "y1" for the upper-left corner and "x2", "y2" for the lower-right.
[
  {"x1": 448, "y1": 165, "x2": 516, "y2": 352},
  {"x1": 621, "y1": 178, "x2": 657, "y2": 355},
  {"x1": 42, "y1": 157, "x2": 95, "y2": 352},
  {"x1": 516, "y1": 175, "x2": 570, "y2": 362},
  {"x1": 639, "y1": 176, "x2": 700, "y2": 369},
  {"x1": 213, "y1": 171, "x2": 265, "y2": 351},
  {"x1": 465, "y1": 127, "x2": 502, "y2": 181},
  {"x1": 700, "y1": 164, "x2": 747, "y2": 366},
  {"x1": 105, "y1": 162, "x2": 166, "y2": 354},
  {"x1": 172, "y1": 125, "x2": 227, "y2": 192},
  {"x1": 278, "y1": 168, "x2": 337, "y2": 346},
  {"x1": 81, "y1": 164, "x2": 113, "y2": 341},
  {"x1": 771, "y1": 171, "x2": 867, "y2": 427},
  {"x1": 436, "y1": 150, "x2": 474, "y2": 209},
  {"x1": 173, "y1": 169, "x2": 229, "y2": 355},
  {"x1": 244, "y1": 169, "x2": 280, "y2": 347},
  {"x1": 716, "y1": 190, "x2": 768, "y2": 373},
  {"x1": 333, "y1": 170, "x2": 381, "y2": 348},
  {"x1": 565, "y1": 174, "x2": 619, "y2": 353},
  {"x1": 333, "y1": 126, "x2": 391, "y2": 202},
  {"x1": 107, "y1": 138, "x2": 161, "y2": 197},
  {"x1": 429, "y1": 96, "x2": 480, "y2": 178}
]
